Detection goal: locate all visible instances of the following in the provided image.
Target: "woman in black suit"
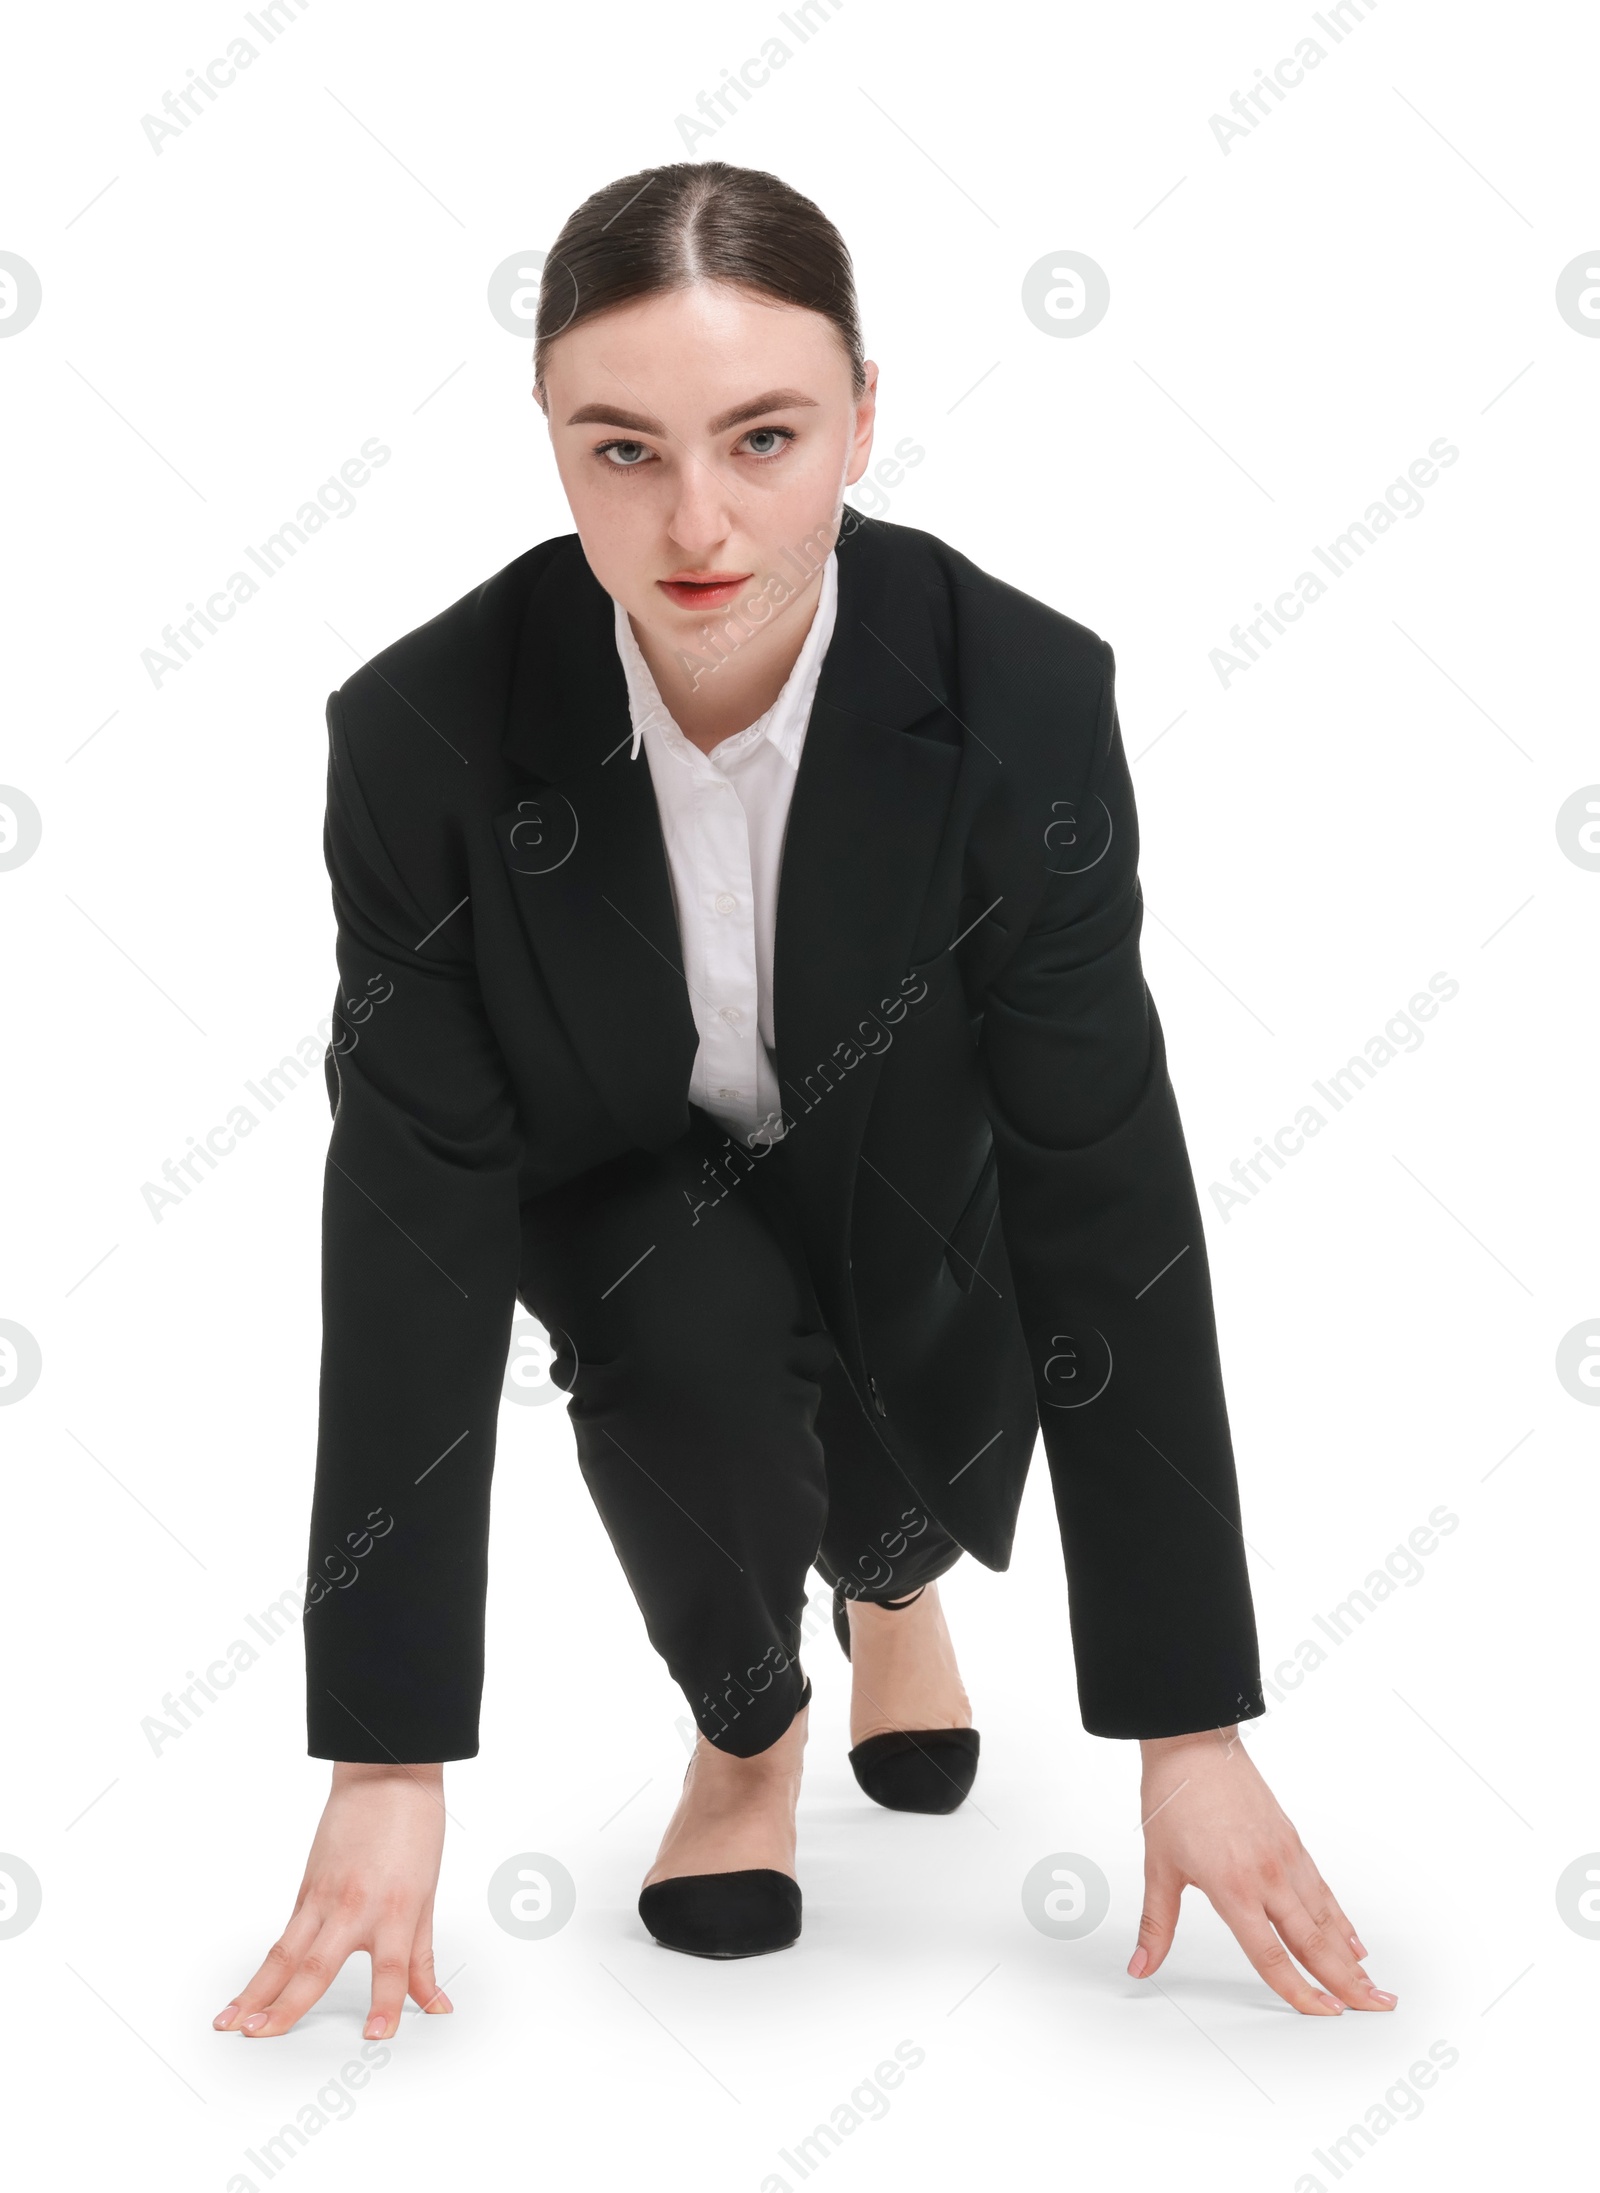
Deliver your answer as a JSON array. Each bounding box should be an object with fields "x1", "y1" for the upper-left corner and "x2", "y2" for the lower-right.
[{"x1": 214, "y1": 160, "x2": 1396, "y2": 2038}]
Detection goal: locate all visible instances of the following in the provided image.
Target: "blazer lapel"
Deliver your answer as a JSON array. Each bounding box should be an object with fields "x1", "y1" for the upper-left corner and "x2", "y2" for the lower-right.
[
  {"x1": 495, "y1": 543, "x2": 700, "y2": 1150},
  {"x1": 495, "y1": 520, "x2": 965, "y2": 1286},
  {"x1": 770, "y1": 519, "x2": 964, "y2": 1355}
]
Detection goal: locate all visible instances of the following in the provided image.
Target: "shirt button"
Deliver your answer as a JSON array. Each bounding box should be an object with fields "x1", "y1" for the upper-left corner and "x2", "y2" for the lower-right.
[
  {"x1": 714, "y1": 893, "x2": 737, "y2": 914},
  {"x1": 720, "y1": 1006, "x2": 742, "y2": 1023}
]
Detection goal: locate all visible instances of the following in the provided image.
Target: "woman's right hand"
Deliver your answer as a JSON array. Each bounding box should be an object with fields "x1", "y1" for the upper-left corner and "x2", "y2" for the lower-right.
[{"x1": 213, "y1": 1761, "x2": 452, "y2": 2040}]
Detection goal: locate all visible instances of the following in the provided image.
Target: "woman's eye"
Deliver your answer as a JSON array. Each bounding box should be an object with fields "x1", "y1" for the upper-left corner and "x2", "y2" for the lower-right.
[
  {"x1": 598, "y1": 440, "x2": 652, "y2": 468},
  {"x1": 741, "y1": 427, "x2": 793, "y2": 459}
]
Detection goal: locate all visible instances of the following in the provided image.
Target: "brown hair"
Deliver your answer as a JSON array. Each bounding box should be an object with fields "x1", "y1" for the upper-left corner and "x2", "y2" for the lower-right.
[{"x1": 533, "y1": 161, "x2": 865, "y2": 404}]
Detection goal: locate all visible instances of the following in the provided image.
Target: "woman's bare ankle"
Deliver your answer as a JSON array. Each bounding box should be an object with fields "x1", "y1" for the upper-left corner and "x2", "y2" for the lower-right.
[
  {"x1": 846, "y1": 1582, "x2": 972, "y2": 1746},
  {"x1": 642, "y1": 1704, "x2": 807, "y2": 1888}
]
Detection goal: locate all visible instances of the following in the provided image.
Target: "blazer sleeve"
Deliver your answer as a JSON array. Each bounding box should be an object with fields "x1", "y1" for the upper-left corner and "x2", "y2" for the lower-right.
[
  {"x1": 975, "y1": 640, "x2": 1266, "y2": 1740},
  {"x1": 303, "y1": 688, "x2": 524, "y2": 1763}
]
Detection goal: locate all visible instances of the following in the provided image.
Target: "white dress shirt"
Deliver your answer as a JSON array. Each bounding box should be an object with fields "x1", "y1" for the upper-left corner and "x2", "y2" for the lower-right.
[{"x1": 612, "y1": 554, "x2": 839, "y2": 1150}]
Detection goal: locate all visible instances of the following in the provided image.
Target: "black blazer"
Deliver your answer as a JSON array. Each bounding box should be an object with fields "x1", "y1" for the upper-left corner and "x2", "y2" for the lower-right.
[{"x1": 303, "y1": 512, "x2": 1266, "y2": 1762}]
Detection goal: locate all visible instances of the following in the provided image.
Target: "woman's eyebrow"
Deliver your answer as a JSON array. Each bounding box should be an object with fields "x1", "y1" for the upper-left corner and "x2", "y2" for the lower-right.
[
  {"x1": 564, "y1": 388, "x2": 821, "y2": 434},
  {"x1": 708, "y1": 388, "x2": 819, "y2": 433}
]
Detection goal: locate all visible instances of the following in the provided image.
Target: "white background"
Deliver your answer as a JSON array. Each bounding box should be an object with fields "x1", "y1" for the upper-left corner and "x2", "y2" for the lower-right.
[{"x1": 1, "y1": 0, "x2": 1594, "y2": 2185}]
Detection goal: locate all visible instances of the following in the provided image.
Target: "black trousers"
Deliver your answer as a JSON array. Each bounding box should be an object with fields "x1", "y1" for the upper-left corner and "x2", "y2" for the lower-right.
[{"x1": 515, "y1": 1103, "x2": 965, "y2": 1757}]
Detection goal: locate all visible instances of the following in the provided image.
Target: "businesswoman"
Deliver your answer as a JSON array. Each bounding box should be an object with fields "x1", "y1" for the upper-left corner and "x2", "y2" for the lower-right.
[{"x1": 213, "y1": 159, "x2": 1396, "y2": 2039}]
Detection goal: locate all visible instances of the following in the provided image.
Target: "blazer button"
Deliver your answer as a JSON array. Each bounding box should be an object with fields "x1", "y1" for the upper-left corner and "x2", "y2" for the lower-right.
[{"x1": 868, "y1": 1373, "x2": 887, "y2": 1418}]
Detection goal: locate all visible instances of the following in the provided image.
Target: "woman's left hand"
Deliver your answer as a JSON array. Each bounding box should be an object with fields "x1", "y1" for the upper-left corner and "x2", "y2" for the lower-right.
[{"x1": 1128, "y1": 1725, "x2": 1398, "y2": 2016}]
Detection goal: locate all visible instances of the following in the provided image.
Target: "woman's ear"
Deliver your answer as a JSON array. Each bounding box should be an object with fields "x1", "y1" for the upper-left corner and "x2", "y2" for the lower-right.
[{"x1": 844, "y1": 359, "x2": 878, "y2": 489}]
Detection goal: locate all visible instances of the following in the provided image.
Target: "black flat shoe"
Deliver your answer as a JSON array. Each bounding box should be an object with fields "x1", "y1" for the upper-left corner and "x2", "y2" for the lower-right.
[
  {"x1": 637, "y1": 1869, "x2": 802, "y2": 1958},
  {"x1": 831, "y1": 1580, "x2": 981, "y2": 1814},
  {"x1": 847, "y1": 1725, "x2": 981, "y2": 1814}
]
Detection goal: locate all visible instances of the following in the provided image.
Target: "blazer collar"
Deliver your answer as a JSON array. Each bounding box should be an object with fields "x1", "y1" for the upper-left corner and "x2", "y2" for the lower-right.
[
  {"x1": 501, "y1": 514, "x2": 951, "y2": 782},
  {"x1": 611, "y1": 547, "x2": 840, "y2": 768}
]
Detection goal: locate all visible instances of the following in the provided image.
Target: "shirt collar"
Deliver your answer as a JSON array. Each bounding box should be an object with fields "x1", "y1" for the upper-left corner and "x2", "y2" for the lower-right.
[{"x1": 612, "y1": 551, "x2": 839, "y2": 767}]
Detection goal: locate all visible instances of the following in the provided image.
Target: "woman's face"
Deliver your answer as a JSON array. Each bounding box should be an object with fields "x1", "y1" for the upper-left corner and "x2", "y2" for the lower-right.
[{"x1": 540, "y1": 280, "x2": 876, "y2": 664}]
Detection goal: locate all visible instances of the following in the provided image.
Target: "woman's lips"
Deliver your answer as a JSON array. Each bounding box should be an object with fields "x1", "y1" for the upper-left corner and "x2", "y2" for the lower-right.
[{"x1": 656, "y1": 573, "x2": 752, "y2": 611}]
